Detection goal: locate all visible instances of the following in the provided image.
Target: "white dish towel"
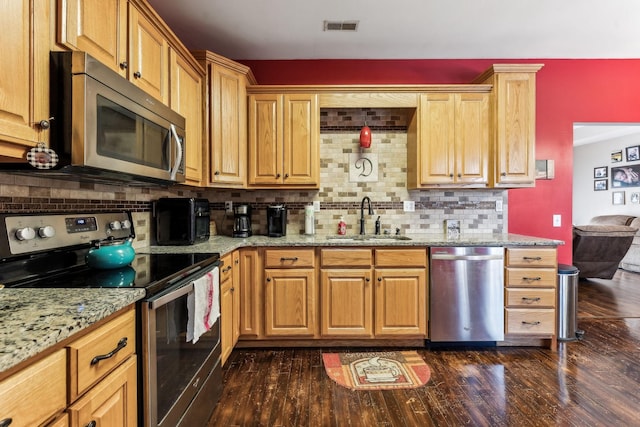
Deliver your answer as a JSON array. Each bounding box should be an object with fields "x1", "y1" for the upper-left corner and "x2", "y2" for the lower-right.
[{"x1": 186, "y1": 268, "x2": 220, "y2": 343}]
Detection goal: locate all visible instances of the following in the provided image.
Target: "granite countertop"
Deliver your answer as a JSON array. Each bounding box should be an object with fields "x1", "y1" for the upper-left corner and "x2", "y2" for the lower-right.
[
  {"x1": 0, "y1": 288, "x2": 145, "y2": 375},
  {"x1": 1, "y1": 232, "x2": 561, "y2": 376},
  {"x1": 141, "y1": 232, "x2": 564, "y2": 256}
]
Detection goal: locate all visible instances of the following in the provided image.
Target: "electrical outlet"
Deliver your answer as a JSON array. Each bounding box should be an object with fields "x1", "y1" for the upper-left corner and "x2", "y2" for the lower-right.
[
  {"x1": 553, "y1": 214, "x2": 561, "y2": 227},
  {"x1": 313, "y1": 201, "x2": 320, "y2": 212},
  {"x1": 495, "y1": 200, "x2": 503, "y2": 212},
  {"x1": 225, "y1": 201, "x2": 233, "y2": 214},
  {"x1": 403, "y1": 201, "x2": 415, "y2": 212}
]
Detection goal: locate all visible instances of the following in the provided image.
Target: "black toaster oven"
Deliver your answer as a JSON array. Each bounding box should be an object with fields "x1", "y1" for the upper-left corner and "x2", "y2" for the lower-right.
[{"x1": 154, "y1": 197, "x2": 210, "y2": 245}]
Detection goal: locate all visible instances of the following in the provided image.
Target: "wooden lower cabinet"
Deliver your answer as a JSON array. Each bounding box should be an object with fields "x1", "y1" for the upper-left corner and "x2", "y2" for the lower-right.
[
  {"x1": 238, "y1": 248, "x2": 262, "y2": 338},
  {"x1": 264, "y1": 268, "x2": 317, "y2": 337},
  {"x1": 220, "y1": 251, "x2": 240, "y2": 365},
  {"x1": 321, "y1": 268, "x2": 374, "y2": 337},
  {"x1": 375, "y1": 268, "x2": 427, "y2": 337},
  {"x1": 67, "y1": 356, "x2": 137, "y2": 427},
  {"x1": 504, "y1": 247, "x2": 558, "y2": 349},
  {"x1": 0, "y1": 307, "x2": 137, "y2": 427}
]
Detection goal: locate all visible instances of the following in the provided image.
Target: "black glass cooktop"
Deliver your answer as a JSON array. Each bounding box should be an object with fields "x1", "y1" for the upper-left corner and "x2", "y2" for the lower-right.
[{"x1": 3, "y1": 252, "x2": 219, "y2": 297}]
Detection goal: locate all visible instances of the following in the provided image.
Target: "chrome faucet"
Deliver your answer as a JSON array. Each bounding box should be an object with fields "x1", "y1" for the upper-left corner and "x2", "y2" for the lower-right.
[{"x1": 360, "y1": 196, "x2": 374, "y2": 235}]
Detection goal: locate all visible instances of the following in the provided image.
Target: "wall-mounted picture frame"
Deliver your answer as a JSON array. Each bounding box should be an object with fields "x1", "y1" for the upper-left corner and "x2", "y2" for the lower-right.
[
  {"x1": 631, "y1": 192, "x2": 640, "y2": 204},
  {"x1": 611, "y1": 165, "x2": 640, "y2": 188},
  {"x1": 613, "y1": 191, "x2": 626, "y2": 205},
  {"x1": 594, "y1": 166, "x2": 608, "y2": 178},
  {"x1": 611, "y1": 150, "x2": 623, "y2": 163},
  {"x1": 626, "y1": 145, "x2": 640, "y2": 162},
  {"x1": 594, "y1": 179, "x2": 608, "y2": 191}
]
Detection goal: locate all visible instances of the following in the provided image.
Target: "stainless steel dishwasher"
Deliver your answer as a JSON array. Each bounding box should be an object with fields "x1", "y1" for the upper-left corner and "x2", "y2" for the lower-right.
[{"x1": 429, "y1": 247, "x2": 504, "y2": 342}]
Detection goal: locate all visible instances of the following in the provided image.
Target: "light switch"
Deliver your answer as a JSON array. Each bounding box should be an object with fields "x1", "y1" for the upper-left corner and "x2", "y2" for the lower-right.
[{"x1": 553, "y1": 214, "x2": 561, "y2": 227}]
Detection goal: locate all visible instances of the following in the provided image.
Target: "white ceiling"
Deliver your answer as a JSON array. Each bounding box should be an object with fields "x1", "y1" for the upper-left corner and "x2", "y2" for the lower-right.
[
  {"x1": 573, "y1": 124, "x2": 640, "y2": 146},
  {"x1": 147, "y1": 0, "x2": 640, "y2": 60}
]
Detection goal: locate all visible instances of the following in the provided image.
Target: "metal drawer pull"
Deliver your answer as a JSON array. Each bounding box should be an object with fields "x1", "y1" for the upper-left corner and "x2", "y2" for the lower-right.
[
  {"x1": 0, "y1": 418, "x2": 13, "y2": 427},
  {"x1": 523, "y1": 256, "x2": 542, "y2": 261},
  {"x1": 222, "y1": 265, "x2": 232, "y2": 273},
  {"x1": 523, "y1": 276, "x2": 542, "y2": 281},
  {"x1": 280, "y1": 257, "x2": 299, "y2": 261},
  {"x1": 521, "y1": 321, "x2": 541, "y2": 326},
  {"x1": 521, "y1": 297, "x2": 541, "y2": 303},
  {"x1": 91, "y1": 337, "x2": 128, "y2": 365},
  {"x1": 86, "y1": 421, "x2": 97, "y2": 427}
]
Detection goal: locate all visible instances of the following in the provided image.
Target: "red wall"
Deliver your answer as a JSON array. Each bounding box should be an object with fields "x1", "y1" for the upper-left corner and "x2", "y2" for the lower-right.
[{"x1": 241, "y1": 59, "x2": 640, "y2": 263}]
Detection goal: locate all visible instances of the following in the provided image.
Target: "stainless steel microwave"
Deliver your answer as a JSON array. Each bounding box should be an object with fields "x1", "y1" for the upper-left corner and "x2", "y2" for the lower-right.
[{"x1": 5, "y1": 51, "x2": 186, "y2": 185}]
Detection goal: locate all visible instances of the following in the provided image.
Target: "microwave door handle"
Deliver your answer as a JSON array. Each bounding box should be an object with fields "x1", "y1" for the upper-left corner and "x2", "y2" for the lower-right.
[{"x1": 169, "y1": 124, "x2": 183, "y2": 180}]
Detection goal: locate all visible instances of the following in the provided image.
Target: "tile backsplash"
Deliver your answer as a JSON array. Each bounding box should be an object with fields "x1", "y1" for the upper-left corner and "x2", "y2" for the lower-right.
[{"x1": 0, "y1": 108, "x2": 506, "y2": 240}]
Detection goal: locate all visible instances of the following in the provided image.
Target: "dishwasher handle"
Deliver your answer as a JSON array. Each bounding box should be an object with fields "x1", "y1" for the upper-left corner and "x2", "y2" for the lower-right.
[{"x1": 431, "y1": 253, "x2": 504, "y2": 261}]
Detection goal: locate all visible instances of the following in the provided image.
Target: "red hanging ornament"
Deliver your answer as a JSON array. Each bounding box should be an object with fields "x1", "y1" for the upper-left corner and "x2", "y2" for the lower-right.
[{"x1": 359, "y1": 122, "x2": 371, "y2": 148}]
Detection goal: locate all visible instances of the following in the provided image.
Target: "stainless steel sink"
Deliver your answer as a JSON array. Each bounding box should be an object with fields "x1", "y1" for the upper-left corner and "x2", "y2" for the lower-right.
[{"x1": 325, "y1": 235, "x2": 411, "y2": 241}]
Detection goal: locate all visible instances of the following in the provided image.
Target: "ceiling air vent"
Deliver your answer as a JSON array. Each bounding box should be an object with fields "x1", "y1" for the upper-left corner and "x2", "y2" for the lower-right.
[{"x1": 323, "y1": 20, "x2": 359, "y2": 32}]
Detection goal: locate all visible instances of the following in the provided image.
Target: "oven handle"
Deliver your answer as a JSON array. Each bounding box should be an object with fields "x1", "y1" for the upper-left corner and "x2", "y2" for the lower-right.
[{"x1": 149, "y1": 281, "x2": 194, "y2": 309}]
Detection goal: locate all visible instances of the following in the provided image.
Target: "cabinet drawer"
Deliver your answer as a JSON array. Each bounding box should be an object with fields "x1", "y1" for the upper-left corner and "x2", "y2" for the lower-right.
[
  {"x1": 506, "y1": 247, "x2": 557, "y2": 267},
  {"x1": 321, "y1": 248, "x2": 372, "y2": 267},
  {"x1": 68, "y1": 309, "x2": 136, "y2": 399},
  {"x1": 0, "y1": 349, "x2": 67, "y2": 427},
  {"x1": 505, "y1": 267, "x2": 557, "y2": 287},
  {"x1": 505, "y1": 308, "x2": 555, "y2": 335},
  {"x1": 264, "y1": 248, "x2": 315, "y2": 268},
  {"x1": 220, "y1": 253, "x2": 233, "y2": 283},
  {"x1": 375, "y1": 249, "x2": 427, "y2": 267},
  {"x1": 506, "y1": 288, "x2": 556, "y2": 307}
]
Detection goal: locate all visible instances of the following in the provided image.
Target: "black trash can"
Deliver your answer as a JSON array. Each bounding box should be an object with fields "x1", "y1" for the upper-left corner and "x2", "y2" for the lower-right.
[{"x1": 557, "y1": 264, "x2": 583, "y2": 341}]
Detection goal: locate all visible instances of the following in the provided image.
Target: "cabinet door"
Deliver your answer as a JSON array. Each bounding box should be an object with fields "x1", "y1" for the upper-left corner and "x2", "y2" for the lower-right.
[
  {"x1": 418, "y1": 93, "x2": 455, "y2": 184},
  {"x1": 321, "y1": 269, "x2": 374, "y2": 337},
  {"x1": 248, "y1": 94, "x2": 282, "y2": 185},
  {"x1": 57, "y1": 0, "x2": 127, "y2": 76},
  {"x1": 128, "y1": 4, "x2": 168, "y2": 103},
  {"x1": 374, "y1": 268, "x2": 427, "y2": 337},
  {"x1": 0, "y1": 0, "x2": 51, "y2": 158},
  {"x1": 455, "y1": 93, "x2": 489, "y2": 185},
  {"x1": 239, "y1": 248, "x2": 262, "y2": 338},
  {"x1": 210, "y1": 64, "x2": 247, "y2": 186},
  {"x1": 220, "y1": 277, "x2": 234, "y2": 365},
  {"x1": 68, "y1": 356, "x2": 137, "y2": 427},
  {"x1": 264, "y1": 269, "x2": 316, "y2": 337},
  {"x1": 493, "y1": 72, "x2": 536, "y2": 187},
  {"x1": 282, "y1": 94, "x2": 319, "y2": 186},
  {"x1": 231, "y1": 251, "x2": 241, "y2": 345},
  {"x1": 170, "y1": 48, "x2": 204, "y2": 185}
]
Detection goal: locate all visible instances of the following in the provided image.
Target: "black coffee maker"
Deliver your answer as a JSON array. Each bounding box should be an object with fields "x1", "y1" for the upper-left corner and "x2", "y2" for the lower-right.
[
  {"x1": 233, "y1": 204, "x2": 252, "y2": 238},
  {"x1": 267, "y1": 205, "x2": 287, "y2": 237}
]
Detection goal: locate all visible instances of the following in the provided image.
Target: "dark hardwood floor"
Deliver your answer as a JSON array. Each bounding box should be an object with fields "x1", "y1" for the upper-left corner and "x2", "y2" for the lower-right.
[{"x1": 208, "y1": 269, "x2": 640, "y2": 426}]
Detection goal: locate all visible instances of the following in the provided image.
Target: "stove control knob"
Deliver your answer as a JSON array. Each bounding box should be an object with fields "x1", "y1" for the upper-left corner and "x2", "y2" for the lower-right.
[
  {"x1": 15, "y1": 227, "x2": 36, "y2": 241},
  {"x1": 109, "y1": 221, "x2": 122, "y2": 230},
  {"x1": 121, "y1": 219, "x2": 132, "y2": 230},
  {"x1": 38, "y1": 225, "x2": 56, "y2": 238}
]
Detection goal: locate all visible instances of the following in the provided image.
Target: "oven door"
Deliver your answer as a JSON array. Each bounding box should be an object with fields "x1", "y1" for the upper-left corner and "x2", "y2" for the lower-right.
[{"x1": 140, "y1": 266, "x2": 221, "y2": 427}]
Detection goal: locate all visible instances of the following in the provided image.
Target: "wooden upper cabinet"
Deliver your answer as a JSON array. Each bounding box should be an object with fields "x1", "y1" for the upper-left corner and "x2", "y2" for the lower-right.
[
  {"x1": 57, "y1": 0, "x2": 128, "y2": 76},
  {"x1": 0, "y1": 0, "x2": 51, "y2": 159},
  {"x1": 193, "y1": 51, "x2": 253, "y2": 188},
  {"x1": 408, "y1": 92, "x2": 489, "y2": 188},
  {"x1": 474, "y1": 64, "x2": 543, "y2": 187},
  {"x1": 248, "y1": 93, "x2": 319, "y2": 188},
  {"x1": 128, "y1": 3, "x2": 168, "y2": 103},
  {"x1": 170, "y1": 48, "x2": 204, "y2": 185}
]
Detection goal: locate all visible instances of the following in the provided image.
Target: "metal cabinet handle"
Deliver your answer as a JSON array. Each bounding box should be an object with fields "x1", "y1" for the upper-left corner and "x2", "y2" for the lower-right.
[
  {"x1": 521, "y1": 297, "x2": 541, "y2": 303},
  {"x1": 284, "y1": 173, "x2": 289, "y2": 179},
  {"x1": 222, "y1": 265, "x2": 232, "y2": 273},
  {"x1": 501, "y1": 172, "x2": 507, "y2": 176},
  {"x1": 523, "y1": 256, "x2": 542, "y2": 261},
  {"x1": 214, "y1": 170, "x2": 220, "y2": 175},
  {"x1": 234, "y1": 259, "x2": 239, "y2": 265},
  {"x1": 365, "y1": 278, "x2": 370, "y2": 282},
  {"x1": 0, "y1": 418, "x2": 13, "y2": 427},
  {"x1": 38, "y1": 117, "x2": 54, "y2": 129},
  {"x1": 276, "y1": 173, "x2": 281, "y2": 178},
  {"x1": 86, "y1": 421, "x2": 97, "y2": 427},
  {"x1": 377, "y1": 277, "x2": 382, "y2": 282},
  {"x1": 522, "y1": 276, "x2": 542, "y2": 281},
  {"x1": 119, "y1": 61, "x2": 128, "y2": 69},
  {"x1": 449, "y1": 173, "x2": 454, "y2": 178},
  {"x1": 266, "y1": 277, "x2": 271, "y2": 282},
  {"x1": 280, "y1": 257, "x2": 298, "y2": 261},
  {"x1": 91, "y1": 337, "x2": 127, "y2": 365},
  {"x1": 521, "y1": 321, "x2": 541, "y2": 326},
  {"x1": 133, "y1": 71, "x2": 142, "y2": 78}
]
